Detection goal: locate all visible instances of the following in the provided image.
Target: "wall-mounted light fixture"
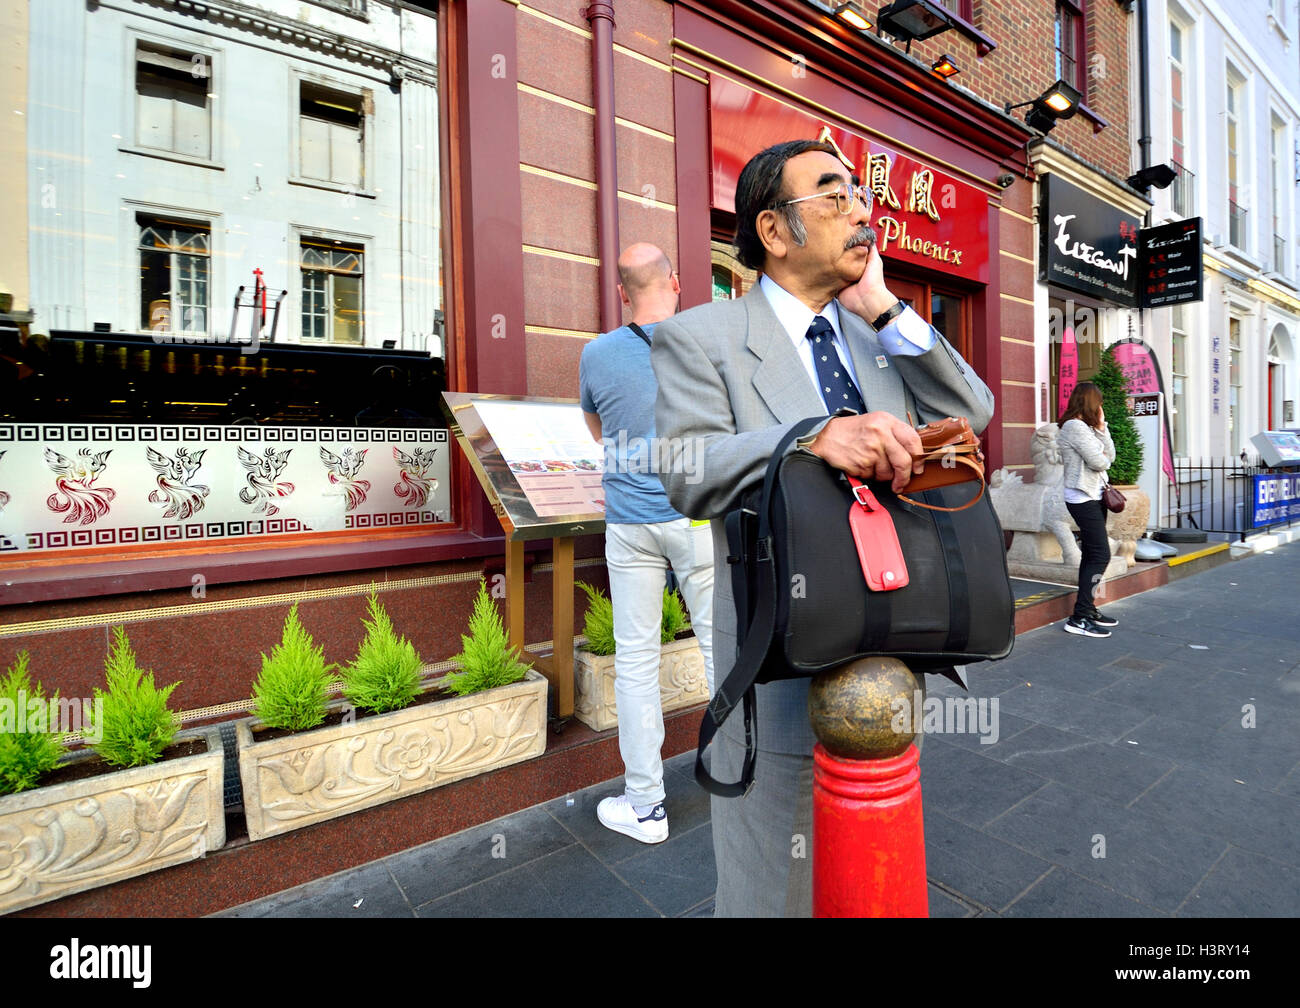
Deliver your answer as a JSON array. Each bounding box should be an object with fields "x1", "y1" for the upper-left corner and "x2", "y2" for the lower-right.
[
  {"x1": 930, "y1": 54, "x2": 959, "y2": 79},
  {"x1": 878, "y1": 0, "x2": 956, "y2": 51},
  {"x1": 832, "y1": 1, "x2": 873, "y2": 31},
  {"x1": 1004, "y1": 79, "x2": 1082, "y2": 134},
  {"x1": 1126, "y1": 163, "x2": 1178, "y2": 191}
]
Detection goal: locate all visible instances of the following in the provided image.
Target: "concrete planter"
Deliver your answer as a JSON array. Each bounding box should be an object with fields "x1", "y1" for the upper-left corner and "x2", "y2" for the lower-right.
[
  {"x1": 237, "y1": 669, "x2": 548, "y2": 842},
  {"x1": 573, "y1": 636, "x2": 708, "y2": 732},
  {"x1": 0, "y1": 726, "x2": 225, "y2": 915},
  {"x1": 1107, "y1": 485, "x2": 1152, "y2": 568}
]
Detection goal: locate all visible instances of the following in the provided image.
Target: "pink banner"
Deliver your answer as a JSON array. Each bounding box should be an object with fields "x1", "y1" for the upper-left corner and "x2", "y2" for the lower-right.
[
  {"x1": 1058, "y1": 327, "x2": 1078, "y2": 419},
  {"x1": 1111, "y1": 340, "x2": 1177, "y2": 486}
]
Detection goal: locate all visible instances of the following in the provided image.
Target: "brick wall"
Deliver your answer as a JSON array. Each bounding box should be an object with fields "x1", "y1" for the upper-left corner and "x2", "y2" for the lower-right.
[{"x1": 905, "y1": 0, "x2": 1132, "y2": 181}]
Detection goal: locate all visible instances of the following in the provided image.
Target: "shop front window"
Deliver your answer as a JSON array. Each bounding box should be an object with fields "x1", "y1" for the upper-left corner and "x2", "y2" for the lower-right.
[{"x1": 4, "y1": 1, "x2": 450, "y2": 564}]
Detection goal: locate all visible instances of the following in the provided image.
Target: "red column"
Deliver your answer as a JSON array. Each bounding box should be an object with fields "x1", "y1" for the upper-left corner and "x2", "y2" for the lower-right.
[{"x1": 812, "y1": 742, "x2": 928, "y2": 918}]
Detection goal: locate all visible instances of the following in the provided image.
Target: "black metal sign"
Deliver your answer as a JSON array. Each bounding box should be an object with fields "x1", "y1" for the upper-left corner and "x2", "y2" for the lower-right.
[
  {"x1": 1138, "y1": 217, "x2": 1204, "y2": 308},
  {"x1": 1039, "y1": 175, "x2": 1141, "y2": 307}
]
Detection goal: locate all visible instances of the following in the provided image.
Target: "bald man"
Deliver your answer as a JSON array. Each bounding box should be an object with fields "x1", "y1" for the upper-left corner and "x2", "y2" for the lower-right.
[{"x1": 579, "y1": 243, "x2": 715, "y2": 844}]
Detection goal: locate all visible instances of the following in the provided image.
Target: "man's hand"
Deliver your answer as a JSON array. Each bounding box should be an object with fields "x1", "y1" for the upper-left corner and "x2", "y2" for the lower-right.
[
  {"x1": 837, "y1": 241, "x2": 901, "y2": 324},
  {"x1": 805, "y1": 411, "x2": 924, "y2": 492}
]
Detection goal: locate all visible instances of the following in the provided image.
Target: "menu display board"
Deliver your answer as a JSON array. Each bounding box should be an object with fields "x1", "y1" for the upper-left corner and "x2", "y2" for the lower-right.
[{"x1": 442, "y1": 393, "x2": 605, "y2": 539}]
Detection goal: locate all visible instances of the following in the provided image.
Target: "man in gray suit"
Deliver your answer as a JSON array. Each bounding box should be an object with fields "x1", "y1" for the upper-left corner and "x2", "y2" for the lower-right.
[{"x1": 651, "y1": 139, "x2": 994, "y2": 916}]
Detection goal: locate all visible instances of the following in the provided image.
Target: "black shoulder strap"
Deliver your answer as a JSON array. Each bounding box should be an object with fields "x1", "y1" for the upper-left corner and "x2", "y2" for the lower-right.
[
  {"x1": 694, "y1": 415, "x2": 827, "y2": 797},
  {"x1": 628, "y1": 322, "x2": 652, "y2": 347}
]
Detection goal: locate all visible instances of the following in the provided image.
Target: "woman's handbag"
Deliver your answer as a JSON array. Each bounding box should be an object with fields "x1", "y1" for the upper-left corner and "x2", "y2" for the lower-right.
[
  {"x1": 696, "y1": 416, "x2": 1015, "y2": 797},
  {"x1": 1101, "y1": 483, "x2": 1127, "y2": 514}
]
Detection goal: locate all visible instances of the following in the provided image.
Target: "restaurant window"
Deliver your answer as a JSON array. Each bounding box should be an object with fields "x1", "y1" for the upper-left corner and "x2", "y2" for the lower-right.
[
  {"x1": 1170, "y1": 304, "x2": 1189, "y2": 456},
  {"x1": 7, "y1": 1, "x2": 450, "y2": 569},
  {"x1": 1054, "y1": 2, "x2": 1086, "y2": 97},
  {"x1": 139, "y1": 216, "x2": 211, "y2": 334},
  {"x1": 301, "y1": 239, "x2": 364, "y2": 344},
  {"x1": 299, "y1": 81, "x2": 365, "y2": 188},
  {"x1": 135, "y1": 41, "x2": 212, "y2": 160},
  {"x1": 710, "y1": 239, "x2": 756, "y2": 301}
]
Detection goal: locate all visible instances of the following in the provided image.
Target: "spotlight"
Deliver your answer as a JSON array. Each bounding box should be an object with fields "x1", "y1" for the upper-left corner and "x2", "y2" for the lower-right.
[{"x1": 931, "y1": 55, "x2": 959, "y2": 78}]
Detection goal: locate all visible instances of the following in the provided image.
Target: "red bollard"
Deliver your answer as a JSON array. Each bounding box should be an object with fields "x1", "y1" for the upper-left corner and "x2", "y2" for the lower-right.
[
  {"x1": 812, "y1": 742, "x2": 927, "y2": 918},
  {"x1": 807, "y1": 656, "x2": 929, "y2": 918}
]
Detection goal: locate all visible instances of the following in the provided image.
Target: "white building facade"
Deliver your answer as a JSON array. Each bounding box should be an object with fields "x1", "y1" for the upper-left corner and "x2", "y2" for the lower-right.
[
  {"x1": 1138, "y1": 0, "x2": 1300, "y2": 470},
  {"x1": 25, "y1": 0, "x2": 442, "y2": 353}
]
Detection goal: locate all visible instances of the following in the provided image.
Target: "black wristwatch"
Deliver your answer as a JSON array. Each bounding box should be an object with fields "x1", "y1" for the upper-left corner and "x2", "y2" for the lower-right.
[{"x1": 871, "y1": 300, "x2": 906, "y2": 331}]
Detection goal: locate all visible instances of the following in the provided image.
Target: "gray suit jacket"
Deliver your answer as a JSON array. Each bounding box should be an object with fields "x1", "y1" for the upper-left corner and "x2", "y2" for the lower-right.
[{"x1": 651, "y1": 284, "x2": 995, "y2": 754}]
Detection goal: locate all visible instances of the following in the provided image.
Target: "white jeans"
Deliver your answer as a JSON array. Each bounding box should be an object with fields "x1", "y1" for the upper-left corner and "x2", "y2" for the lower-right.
[{"x1": 604, "y1": 519, "x2": 715, "y2": 807}]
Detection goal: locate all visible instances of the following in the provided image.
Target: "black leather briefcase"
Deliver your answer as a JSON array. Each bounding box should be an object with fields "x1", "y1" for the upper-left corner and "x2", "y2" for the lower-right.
[{"x1": 696, "y1": 416, "x2": 1015, "y2": 797}]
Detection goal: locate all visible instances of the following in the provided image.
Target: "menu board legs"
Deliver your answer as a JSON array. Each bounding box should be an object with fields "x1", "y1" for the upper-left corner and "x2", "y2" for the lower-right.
[{"x1": 506, "y1": 537, "x2": 576, "y2": 721}]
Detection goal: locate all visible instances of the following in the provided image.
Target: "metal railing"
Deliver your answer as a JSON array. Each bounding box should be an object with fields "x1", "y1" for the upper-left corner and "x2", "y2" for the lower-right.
[
  {"x1": 1171, "y1": 161, "x2": 1194, "y2": 217},
  {"x1": 1166, "y1": 455, "x2": 1297, "y2": 541},
  {"x1": 1228, "y1": 200, "x2": 1248, "y2": 250}
]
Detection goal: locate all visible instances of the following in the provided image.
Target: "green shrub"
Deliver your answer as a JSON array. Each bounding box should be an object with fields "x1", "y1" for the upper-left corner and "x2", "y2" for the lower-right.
[
  {"x1": 578, "y1": 581, "x2": 692, "y2": 655},
  {"x1": 661, "y1": 588, "x2": 691, "y2": 642},
  {"x1": 0, "y1": 652, "x2": 66, "y2": 794},
  {"x1": 1093, "y1": 346, "x2": 1144, "y2": 484},
  {"x1": 251, "y1": 603, "x2": 335, "y2": 731},
  {"x1": 342, "y1": 590, "x2": 423, "y2": 714},
  {"x1": 577, "y1": 581, "x2": 615, "y2": 656},
  {"x1": 87, "y1": 627, "x2": 181, "y2": 768},
  {"x1": 445, "y1": 581, "x2": 531, "y2": 696}
]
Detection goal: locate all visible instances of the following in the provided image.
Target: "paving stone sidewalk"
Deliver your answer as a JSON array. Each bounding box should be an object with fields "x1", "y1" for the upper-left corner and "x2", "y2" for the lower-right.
[{"x1": 219, "y1": 543, "x2": 1300, "y2": 918}]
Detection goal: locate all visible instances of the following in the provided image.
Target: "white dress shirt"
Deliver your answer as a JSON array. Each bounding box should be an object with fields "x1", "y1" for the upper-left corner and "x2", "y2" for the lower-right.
[{"x1": 758, "y1": 274, "x2": 936, "y2": 413}]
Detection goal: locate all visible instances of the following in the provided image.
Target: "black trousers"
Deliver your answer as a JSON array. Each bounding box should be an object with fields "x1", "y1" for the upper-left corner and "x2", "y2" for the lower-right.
[{"x1": 1066, "y1": 497, "x2": 1111, "y2": 618}]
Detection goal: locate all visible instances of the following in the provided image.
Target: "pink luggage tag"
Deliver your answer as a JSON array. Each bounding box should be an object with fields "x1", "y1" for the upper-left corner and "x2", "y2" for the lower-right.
[{"x1": 846, "y1": 477, "x2": 910, "y2": 592}]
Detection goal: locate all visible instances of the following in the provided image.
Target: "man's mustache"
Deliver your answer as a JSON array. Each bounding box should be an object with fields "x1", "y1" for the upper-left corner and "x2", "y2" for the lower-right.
[{"x1": 845, "y1": 225, "x2": 877, "y2": 251}]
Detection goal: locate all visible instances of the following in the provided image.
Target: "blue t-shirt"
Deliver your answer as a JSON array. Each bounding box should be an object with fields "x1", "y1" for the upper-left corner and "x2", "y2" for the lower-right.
[{"x1": 578, "y1": 323, "x2": 685, "y2": 525}]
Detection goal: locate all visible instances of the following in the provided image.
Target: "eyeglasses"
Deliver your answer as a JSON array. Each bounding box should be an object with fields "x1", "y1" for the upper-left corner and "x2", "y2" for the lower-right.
[{"x1": 775, "y1": 182, "x2": 874, "y2": 217}]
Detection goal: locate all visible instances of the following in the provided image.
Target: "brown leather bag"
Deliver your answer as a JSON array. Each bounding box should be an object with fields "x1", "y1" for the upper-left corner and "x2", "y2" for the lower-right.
[
  {"x1": 897, "y1": 416, "x2": 986, "y2": 512},
  {"x1": 1101, "y1": 483, "x2": 1127, "y2": 513}
]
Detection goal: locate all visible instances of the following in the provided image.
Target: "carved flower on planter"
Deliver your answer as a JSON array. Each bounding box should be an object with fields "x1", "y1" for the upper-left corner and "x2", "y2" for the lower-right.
[
  {"x1": 0, "y1": 826, "x2": 30, "y2": 896},
  {"x1": 387, "y1": 729, "x2": 435, "y2": 781}
]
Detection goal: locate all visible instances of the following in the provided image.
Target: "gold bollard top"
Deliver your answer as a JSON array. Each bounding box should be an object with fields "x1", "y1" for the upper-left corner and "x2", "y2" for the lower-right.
[{"x1": 807, "y1": 656, "x2": 922, "y2": 760}]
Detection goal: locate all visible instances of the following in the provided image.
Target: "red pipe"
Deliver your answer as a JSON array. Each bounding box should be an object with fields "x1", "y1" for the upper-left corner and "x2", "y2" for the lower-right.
[
  {"x1": 812, "y1": 742, "x2": 928, "y2": 918},
  {"x1": 583, "y1": 2, "x2": 621, "y2": 332}
]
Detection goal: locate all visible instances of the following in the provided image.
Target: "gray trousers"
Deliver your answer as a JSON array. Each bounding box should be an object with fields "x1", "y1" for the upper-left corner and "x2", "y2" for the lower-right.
[{"x1": 709, "y1": 676, "x2": 928, "y2": 918}]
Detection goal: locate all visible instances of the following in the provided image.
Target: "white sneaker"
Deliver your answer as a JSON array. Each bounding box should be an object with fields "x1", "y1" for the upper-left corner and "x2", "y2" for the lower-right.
[{"x1": 596, "y1": 794, "x2": 668, "y2": 844}]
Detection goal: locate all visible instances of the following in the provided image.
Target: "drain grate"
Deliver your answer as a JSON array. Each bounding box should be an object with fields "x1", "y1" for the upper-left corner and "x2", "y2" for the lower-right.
[{"x1": 219, "y1": 721, "x2": 242, "y2": 810}]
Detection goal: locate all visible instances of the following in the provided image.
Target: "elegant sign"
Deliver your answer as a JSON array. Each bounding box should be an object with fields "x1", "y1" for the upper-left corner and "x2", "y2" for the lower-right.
[
  {"x1": 708, "y1": 76, "x2": 990, "y2": 284},
  {"x1": 1139, "y1": 217, "x2": 1204, "y2": 308},
  {"x1": 1038, "y1": 175, "x2": 1140, "y2": 307}
]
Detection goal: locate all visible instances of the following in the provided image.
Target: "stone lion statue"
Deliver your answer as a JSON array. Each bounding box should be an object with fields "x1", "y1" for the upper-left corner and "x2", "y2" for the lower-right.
[{"x1": 989, "y1": 424, "x2": 1080, "y2": 568}]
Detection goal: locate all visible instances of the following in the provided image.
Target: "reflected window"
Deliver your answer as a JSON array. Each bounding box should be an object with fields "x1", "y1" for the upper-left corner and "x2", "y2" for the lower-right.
[
  {"x1": 300, "y1": 82, "x2": 364, "y2": 187},
  {"x1": 135, "y1": 42, "x2": 211, "y2": 159},
  {"x1": 139, "y1": 216, "x2": 210, "y2": 333},
  {"x1": 302, "y1": 239, "x2": 364, "y2": 344}
]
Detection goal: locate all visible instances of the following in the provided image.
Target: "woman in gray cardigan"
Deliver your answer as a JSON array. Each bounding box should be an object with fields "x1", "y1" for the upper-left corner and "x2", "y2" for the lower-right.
[{"x1": 1057, "y1": 382, "x2": 1118, "y2": 637}]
